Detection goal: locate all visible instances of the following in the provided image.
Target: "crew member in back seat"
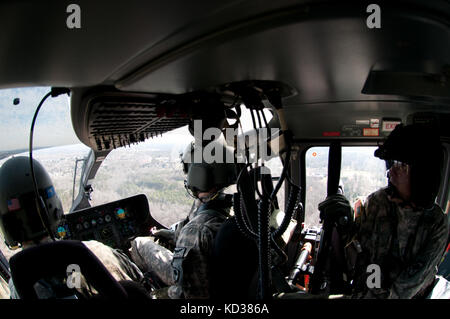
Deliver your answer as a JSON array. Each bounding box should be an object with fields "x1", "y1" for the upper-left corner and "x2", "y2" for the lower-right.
[
  {"x1": 0, "y1": 156, "x2": 145, "y2": 299},
  {"x1": 130, "y1": 139, "x2": 236, "y2": 299},
  {"x1": 323, "y1": 124, "x2": 448, "y2": 298}
]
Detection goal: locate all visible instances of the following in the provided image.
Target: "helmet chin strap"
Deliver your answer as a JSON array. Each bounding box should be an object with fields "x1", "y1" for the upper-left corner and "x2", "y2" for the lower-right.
[{"x1": 183, "y1": 180, "x2": 222, "y2": 203}]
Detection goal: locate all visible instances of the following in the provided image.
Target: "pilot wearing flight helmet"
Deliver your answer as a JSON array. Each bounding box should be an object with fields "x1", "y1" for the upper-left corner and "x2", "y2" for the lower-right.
[
  {"x1": 0, "y1": 156, "x2": 144, "y2": 299},
  {"x1": 130, "y1": 138, "x2": 237, "y2": 299}
]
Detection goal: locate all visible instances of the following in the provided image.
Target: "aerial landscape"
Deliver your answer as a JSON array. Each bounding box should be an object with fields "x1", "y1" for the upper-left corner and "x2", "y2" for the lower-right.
[
  {"x1": 0, "y1": 140, "x2": 386, "y2": 260},
  {"x1": 0, "y1": 85, "x2": 387, "y2": 260}
]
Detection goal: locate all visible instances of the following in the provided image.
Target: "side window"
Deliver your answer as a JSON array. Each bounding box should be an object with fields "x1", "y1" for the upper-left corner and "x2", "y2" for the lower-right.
[{"x1": 305, "y1": 146, "x2": 387, "y2": 227}]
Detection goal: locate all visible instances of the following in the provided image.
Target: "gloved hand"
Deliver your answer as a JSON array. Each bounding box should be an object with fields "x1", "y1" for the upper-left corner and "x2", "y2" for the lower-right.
[
  {"x1": 318, "y1": 194, "x2": 353, "y2": 232},
  {"x1": 151, "y1": 228, "x2": 176, "y2": 247}
]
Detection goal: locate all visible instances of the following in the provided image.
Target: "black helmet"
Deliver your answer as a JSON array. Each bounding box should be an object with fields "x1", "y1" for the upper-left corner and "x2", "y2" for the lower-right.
[
  {"x1": 0, "y1": 156, "x2": 63, "y2": 249},
  {"x1": 374, "y1": 123, "x2": 443, "y2": 208},
  {"x1": 182, "y1": 139, "x2": 237, "y2": 195}
]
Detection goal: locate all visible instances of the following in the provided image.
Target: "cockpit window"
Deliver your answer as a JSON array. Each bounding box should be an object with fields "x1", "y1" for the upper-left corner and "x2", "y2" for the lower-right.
[
  {"x1": 0, "y1": 87, "x2": 90, "y2": 258},
  {"x1": 90, "y1": 126, "x2": 194, "y2": 227},
  {"x1": 0, "y1": 87, "x2": 90, "y2": 213},
  {"x1": 305, "y1": 146, "x2": 387, "y2": 227},
  {"x1": 0, "y1": 87, "x2": 78, "y2": 151}
]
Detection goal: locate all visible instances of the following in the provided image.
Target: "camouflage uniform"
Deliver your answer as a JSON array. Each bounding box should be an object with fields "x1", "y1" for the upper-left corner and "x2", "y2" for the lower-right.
[
  {"x1": 76, "y1": 240, "x2": 144, "y2": 297},
  {"x1": 9, "y1": 240, "x2": 144, "y2": 299},
  {"x1": 130, "y1": 237, "x2": 176, "y2": 287},
  {"x1": 0, "y1": 275, "x2": 9, "y2": 299},
  {"x1": 347, "y1": 188, "x2": 449, "y2": 299},
  {"x1": 83, "y1": 240, "x2": 143, "y2": 283},
  {"x1": 130, "y1": 198, "x2": 230, "y2": 299}
]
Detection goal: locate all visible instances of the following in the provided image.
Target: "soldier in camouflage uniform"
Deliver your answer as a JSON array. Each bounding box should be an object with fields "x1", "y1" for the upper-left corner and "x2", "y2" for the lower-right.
[
  {"x1": 130, "y1": 139, "x2": 236, "y2": 299},
  {"x1": 0, "y1": 156, "x2": 144, "y2": 299},
  {"x1": 342, "y1": 124, "x2": 449, "y2": 298}
]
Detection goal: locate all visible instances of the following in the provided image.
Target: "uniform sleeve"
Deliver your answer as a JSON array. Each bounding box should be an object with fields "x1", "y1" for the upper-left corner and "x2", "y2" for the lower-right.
[
  {"x1": 83, "y1": 240, "x2": 144, "y2": 283},
  {"x1": 389, "y1": 213, "x2": 448, "y2": 299},
  {"x1": 356, "y1": 192, "x2": 381, "y2": 237},
  {"x1": 348, "y1": 191, "x2": 394, "y2": 298},
  {"x1": 172, "y1": 223, "x2": 216, "y2": 299},
  {"x1": 347, "y1": 193, "x2": 376, "y2": 249},
  {"x1": 353, "y1": 190, "x2": 394, "y2": 254}
]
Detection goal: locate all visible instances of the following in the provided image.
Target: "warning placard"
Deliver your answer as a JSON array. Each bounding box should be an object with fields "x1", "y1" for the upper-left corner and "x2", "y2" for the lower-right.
[{"x1": 363, "y1": 128, "x2": 379, "y2": 136}]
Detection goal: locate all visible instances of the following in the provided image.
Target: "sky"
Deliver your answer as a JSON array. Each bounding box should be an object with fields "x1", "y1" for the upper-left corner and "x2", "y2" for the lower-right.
[
  {"x1": 0, "y1": 86, "x2": 79, "y2": 151},
  {"x1": 0, "y1": 86, "x2": 268, "y2": 152}
]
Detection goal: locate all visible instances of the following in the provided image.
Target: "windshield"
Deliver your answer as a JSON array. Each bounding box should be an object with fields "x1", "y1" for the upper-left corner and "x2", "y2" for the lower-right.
[
  {"x1": 90, "y1": 126, "x2": 194, "y2": 227},
  {"x1": 90, "y1": 107, "x2": 279, "y2": 227}
]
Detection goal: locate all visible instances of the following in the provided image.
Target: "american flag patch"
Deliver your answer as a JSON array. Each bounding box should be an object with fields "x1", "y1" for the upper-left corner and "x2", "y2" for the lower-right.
[{"x1": 7, "y1": 198, "x2": 21, "y2": 212}]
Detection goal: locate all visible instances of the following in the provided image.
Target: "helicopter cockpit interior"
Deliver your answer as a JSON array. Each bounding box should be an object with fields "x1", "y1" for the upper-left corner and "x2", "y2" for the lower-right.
[{"x1": 0, "y1": 0, "x2": 449, "y2": 305}]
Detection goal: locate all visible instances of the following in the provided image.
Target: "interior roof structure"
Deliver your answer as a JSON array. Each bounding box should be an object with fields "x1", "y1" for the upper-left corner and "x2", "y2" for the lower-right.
[{"x1": 1, "y1": 0, "x2": 450, "y2": 149}]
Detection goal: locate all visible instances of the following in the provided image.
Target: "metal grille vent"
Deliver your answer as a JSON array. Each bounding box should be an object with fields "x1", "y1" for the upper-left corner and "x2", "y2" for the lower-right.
[{"x1": 87, "y1": 99, "x2": 190, "y2": 151}]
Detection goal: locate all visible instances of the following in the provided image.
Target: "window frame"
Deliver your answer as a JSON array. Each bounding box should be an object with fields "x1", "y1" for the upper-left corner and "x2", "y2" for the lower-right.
[
  {"x1": 291, "y1": 140, "x2": 384, "y2": 225},
  {"x1": 292, "y1": 140, "x2": 450, "y2": 226}
]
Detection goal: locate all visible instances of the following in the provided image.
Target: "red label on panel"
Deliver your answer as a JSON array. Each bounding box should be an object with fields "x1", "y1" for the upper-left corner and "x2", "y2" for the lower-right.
[{"x1": 322, "y1": 131, "x2": 341, "y2": 137}]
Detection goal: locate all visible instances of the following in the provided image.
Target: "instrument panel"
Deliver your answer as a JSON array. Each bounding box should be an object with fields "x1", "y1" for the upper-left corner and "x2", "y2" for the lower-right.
[{"x1": 56, "y1": 194, "x2": 164, "y2": 252}]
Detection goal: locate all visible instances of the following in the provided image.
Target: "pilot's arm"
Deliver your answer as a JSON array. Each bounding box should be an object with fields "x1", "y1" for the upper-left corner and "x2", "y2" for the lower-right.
[{"x1": 170, "y1": 223, "x2": 215, "y2": 299}]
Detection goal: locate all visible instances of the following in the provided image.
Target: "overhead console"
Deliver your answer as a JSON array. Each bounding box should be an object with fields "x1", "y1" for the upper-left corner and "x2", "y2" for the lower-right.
[
  {"x1": 71, "y1": 88, "x2": 192, "y2": 152},
  {"x1": 56, "y1": 194, "x2": 164, "y2": 252},
  {"x1": 71, "y1": 87, "x2": 243, "y2": 152},
  {"x1": 70, "y1": 82, "x2": 295, "y2": 153}
]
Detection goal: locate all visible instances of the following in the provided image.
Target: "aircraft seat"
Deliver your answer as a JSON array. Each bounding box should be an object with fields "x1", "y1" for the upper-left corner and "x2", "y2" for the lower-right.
[
  {"x1": 9, "y1": 240, "x2": 129, "y2": 299},
  {"x1": 210, "y1": 217, "x2": 258, "y2": 299}
]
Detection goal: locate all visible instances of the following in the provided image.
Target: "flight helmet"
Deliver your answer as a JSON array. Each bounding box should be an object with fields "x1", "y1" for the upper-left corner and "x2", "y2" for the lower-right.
[
  {"x1": 374, "y1": 123, "x2": 443, "y2": 208},
  {"x1": 0, "y1": 156, "x2": 64, "y2": 249},
  {"x1": 182, "y1": 138, "x2": 237, "y2": 196}
]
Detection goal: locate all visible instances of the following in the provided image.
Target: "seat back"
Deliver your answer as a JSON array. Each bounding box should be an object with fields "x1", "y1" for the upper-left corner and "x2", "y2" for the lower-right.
[
  {"x1": 210, "y1": 217, "x2": 258, "y2": 299},
  {"x1": 9, "y1": 240, "x2": 128, "y2": 299}
]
